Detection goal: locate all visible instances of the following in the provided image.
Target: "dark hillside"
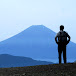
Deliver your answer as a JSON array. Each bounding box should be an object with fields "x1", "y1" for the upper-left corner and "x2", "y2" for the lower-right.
[
  {"x1": 0, "y1": 54, "x2": 53, "y2": 68},
  {"x1": 0, "y1": 63, "x2": 76, "y2": 76}
]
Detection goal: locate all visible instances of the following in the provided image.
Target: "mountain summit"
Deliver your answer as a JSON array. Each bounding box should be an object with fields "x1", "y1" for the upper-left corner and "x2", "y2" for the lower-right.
[{"x1": 0, "y1": 25, "x2": 76, "y2": 62}]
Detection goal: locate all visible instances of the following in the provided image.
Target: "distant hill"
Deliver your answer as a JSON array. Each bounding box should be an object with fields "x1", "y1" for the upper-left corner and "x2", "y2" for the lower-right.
[
  {"x1": 0, "y1": 54, "x2": 53, "y2": 68},
  {"x1": 0, "y1": 63, "x2": 76, "y2": 76},
  {"x1": 0, "y1": 25, "x2": 76, "y2": 62}
]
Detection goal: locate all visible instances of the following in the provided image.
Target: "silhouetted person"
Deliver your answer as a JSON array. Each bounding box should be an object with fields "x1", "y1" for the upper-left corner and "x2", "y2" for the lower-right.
[{"x1": 55, "y1": 25, "x2": 71, "y2": 64}]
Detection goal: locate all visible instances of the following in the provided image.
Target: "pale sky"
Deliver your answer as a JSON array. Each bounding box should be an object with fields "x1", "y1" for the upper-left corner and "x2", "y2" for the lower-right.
[{"x1": 0, "y1": 0, "x2": 76, "y2": 43}]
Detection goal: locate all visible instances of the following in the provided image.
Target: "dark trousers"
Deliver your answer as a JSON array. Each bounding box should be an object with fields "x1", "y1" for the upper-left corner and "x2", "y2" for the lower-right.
[{"x1": 58, "y1": 44, "x2": 66, "y2": 64}]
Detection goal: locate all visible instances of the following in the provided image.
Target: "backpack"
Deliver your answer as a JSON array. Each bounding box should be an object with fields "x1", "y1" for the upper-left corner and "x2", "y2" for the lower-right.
[{"x1": 58, "y1": 31, "x2": 67, "y2": 43}]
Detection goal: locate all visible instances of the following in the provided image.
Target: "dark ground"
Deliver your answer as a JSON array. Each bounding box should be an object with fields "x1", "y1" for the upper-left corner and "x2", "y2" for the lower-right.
[{"x1": 0, "y1": 63, "x2": 76, "y2": 76}]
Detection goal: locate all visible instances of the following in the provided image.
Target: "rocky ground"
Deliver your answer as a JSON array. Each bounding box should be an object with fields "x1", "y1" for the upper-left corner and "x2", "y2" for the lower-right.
[{"x1": 0, "y1": 63, "x2": 76, "y2": 76}]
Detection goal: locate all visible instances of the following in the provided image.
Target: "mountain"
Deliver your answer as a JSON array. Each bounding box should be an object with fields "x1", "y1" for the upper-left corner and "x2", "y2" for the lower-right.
[
  {"x1": 0, "y1": 25, "x2": 76, "y2": 62},
  {"x1": 0, "y1": 54, "x2": 53, "y2": 68}
]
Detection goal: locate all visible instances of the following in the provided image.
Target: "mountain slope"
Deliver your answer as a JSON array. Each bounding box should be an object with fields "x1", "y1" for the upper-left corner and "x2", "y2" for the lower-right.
[
  {"x1": 0, "y1": 25, "x2": 76, "y2": 62},
  {"x1": 0, "y1": 54, "x2": 53, "y2": 68}
]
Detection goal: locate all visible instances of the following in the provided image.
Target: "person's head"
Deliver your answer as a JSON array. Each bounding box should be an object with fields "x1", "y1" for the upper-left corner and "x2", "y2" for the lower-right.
[{"x1": 60, "y1": 25, "x2": 64, "y2": 31}]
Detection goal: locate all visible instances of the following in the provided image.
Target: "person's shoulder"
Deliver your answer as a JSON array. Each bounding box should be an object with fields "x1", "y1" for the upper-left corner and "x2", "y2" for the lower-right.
[
  {"x1": 63, "y1": 31, "x2": 69, "y2": 36},
  {"x1": 63, "y1": 31, "x2": 68, "y2": 34},
  {"x1": 57, "y1": 31, "x2": 60, "y2": 34},
  {"x1": 56, "y1": 31, "x2": 60, "y2": 36},
  {"x1": 58, "y1": 31, "x2": 61, "y2": 33}
]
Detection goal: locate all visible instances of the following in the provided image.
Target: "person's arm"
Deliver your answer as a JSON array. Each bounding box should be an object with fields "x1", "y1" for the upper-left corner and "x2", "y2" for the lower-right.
[
  {"x1": 55, "y1": 35, "x2": 58, "y2": 44},
  {"x1": 67, "y1": 35, "x2": 71, "y2": 43},
  {"x1": 66, "y1": 32, "x2": 71, "y2": 44}
]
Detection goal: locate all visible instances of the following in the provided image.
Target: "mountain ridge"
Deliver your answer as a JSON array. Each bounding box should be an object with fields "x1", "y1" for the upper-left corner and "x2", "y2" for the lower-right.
[{"x1": 0, "y1": 54, "x2": 53, "y2": 68}]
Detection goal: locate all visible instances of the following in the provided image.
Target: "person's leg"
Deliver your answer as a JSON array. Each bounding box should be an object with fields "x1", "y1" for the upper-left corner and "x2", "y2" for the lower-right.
[
  {"x1": 58, "y1": 45, "x2": 62, "y2": 64},
  {"x1": 58, "y1": 52, "x2": 62, "y2": 64},
  {"x1": 63, "y1": 46, "x2": 66, "y2": 63}
]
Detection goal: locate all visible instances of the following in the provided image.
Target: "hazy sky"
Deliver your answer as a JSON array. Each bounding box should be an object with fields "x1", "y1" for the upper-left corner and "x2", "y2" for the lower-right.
[{"x1": 0, "y1": 0, "x2": 76, "y2": 43}]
